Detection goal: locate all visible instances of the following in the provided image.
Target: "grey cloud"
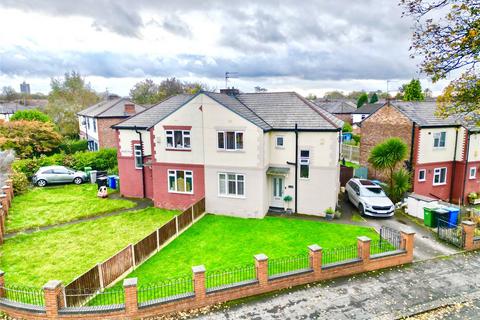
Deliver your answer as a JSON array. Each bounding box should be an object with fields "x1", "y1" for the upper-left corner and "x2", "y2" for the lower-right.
[{"x1": 162, "y1": 15, "x2": 192, "y2": 38}]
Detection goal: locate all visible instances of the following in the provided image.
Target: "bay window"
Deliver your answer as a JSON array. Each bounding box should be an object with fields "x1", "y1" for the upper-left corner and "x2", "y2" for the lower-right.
[
  {"x1": 168, "y1": 170, "x2": 193, "y2": 193},
  {"x1": 219, "y1": 173, "x2": 245, "y2": 197},
  {"x1": 217, "y1": 131, "x2": 243, "y2": 150},
  {"x1": 166, "y1": 130, "x2": 191, "y2": 149}
]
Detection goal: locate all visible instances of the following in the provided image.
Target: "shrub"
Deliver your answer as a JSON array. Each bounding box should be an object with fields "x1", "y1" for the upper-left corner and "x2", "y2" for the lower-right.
[
  {"x1": 10, "y1": 109, "x2": 52, "y2": 123},
  {"x1": 352, "y1": 134, "x2": 361, "y2": 145},
  {"x1": 386, "y1": 169, "x2": 411, "y2": 203},
  {"x1": 342, "y1": 123, "x2": 353, "y2": 133},
  {"x1": 12, "y1": 170, "x2": 29, "y2": 195},
  {"x1": 57, "y1": 139, "x2": 88, "y2": 154}
]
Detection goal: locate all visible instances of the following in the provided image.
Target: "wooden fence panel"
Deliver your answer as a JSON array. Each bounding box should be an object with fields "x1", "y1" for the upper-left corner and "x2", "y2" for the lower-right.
[
  {"x1": 101, "y1": 246, "x2": 133, "y2": 287},
  {"x1": 193, "y1": 198, "x2": 205, "y2": 219},
  {"x1": 158, "y1": 218, "x2": 177, "y2": 247},
  {"x1": 178, "y1": 208, "x2": 193, "y2": 231},
  {"x1": 134, "y1": 230, "x2": 158, "y2": 266},
  {"x1": 340, "y1": 166, "x2": 354, "y2": 186},
  {"x1": 64, "y1": 266, "x2": 100, "y2": 307}
]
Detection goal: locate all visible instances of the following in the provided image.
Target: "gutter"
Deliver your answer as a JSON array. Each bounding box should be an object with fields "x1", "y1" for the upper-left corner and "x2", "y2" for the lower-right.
[
  {"x1": 408, "y1": 122, "x2": 416, "y2": 173},
  {"x1": 461, "y1": 131, "x2": 472, "y2": 205},
  {"x1": 449, "y1": 127, "x2": 459, "y2": 203},
  {"x1": 134, "y1": 126, "x2": 146, "y2": 198}
]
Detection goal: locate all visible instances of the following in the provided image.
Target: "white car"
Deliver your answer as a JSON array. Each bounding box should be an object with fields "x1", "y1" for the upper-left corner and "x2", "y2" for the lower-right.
[{"x1": 345, "y1": 178, "x2": 395, "y2": 217}]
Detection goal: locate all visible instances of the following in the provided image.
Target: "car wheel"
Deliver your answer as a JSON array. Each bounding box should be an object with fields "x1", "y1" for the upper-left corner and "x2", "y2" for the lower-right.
[
  {"x1": 36, "y1": 179, "x2": 47, "y2": 187},
  {"x1": 359, "y1": 203, "x2": 366, "y2": 216},
  {"x1": 73, "y1": 177, "x2": 83, "y2": 185}
]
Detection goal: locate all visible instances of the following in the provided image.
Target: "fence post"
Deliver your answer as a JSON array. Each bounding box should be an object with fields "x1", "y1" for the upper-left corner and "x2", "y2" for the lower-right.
[
  {"x1": 5, "y1": 179, "x2": 13, "y2": 199},
  {"x1": 0, "y1": 194, "x2": 8, "y2": 216},
  {"x1": 175, "y1": 215, "x2": 179, "y2": 234},
  {"x1": 156, "y1": 228, "x2": 160, "y2": 251},
  {"x1": 400, "y1": 230, "x2": 416, "y2": 261},
  {"x1": 97, "y1": 263, "x2": 104, "y2": 290},
  {"x1": 43, "y1": 280, "x2": 63, "y2": 318},
  {"x1": 254, "y1": 254, "x2": 269, "y2": 287},
  {"x1": 1, "y1": 187, "x2": 11, "y2": 207},
  {"x1": 0, "y1": 270, "x2": 5, "y2": 298},
  {"x1": 308, "y1": 245, "x2": 322, "y2": 276},
  {"x1": 357, "y1": 236, "x2": 371, "y2": 262},
  {"x1": 0, "y1": 211, "x2": 4, "y2": 245},
  {"x1": 191, "y1": 206, "x2": 195, "y2": 222},
  {"x1": 462, "y1": 221, "x2": 476, "y2": 251},
  {"x1": 123, "y1": 278, "x2": 138, "y2": 317},
  {"x1": 131, "y1": 244, "x2": 136, "y2": 268},
  {"x1": 192, "y1": 265, "x2": 206, "y2": 301}
]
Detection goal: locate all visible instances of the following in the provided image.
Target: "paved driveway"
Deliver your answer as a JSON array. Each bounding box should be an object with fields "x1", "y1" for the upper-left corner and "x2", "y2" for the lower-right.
[
  {"x1": 337, "y1": 192, "x2": 459, "y2": 261},
  {"x1": 197, "y1": 251, "x2": 480, "y2": 320}
]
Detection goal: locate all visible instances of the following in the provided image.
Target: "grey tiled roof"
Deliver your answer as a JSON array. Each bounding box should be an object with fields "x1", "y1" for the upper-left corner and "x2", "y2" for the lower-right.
[
  {"x1": 113, "y1": 94, "x2": 194, "y2": 129},
  {"x1": 314, "y1": 100, "x2": 356, "y2": 114},
  {"x1": 77, "y1": 98, "x2": 145, "y2": 118},
  {"x1": 352, "y1": 103, "x2": 383, "y2": 114},
  {"x1": 115, "y1": 92, "x2": 343, "y2": 131}
]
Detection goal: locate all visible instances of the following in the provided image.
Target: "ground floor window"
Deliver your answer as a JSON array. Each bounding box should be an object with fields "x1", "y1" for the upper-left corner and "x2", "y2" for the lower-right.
[
  {"x1": 470, "y1": 167, "x2": 477, "y2": 179},
  {"x1": 433, "y1": 167, "x2": 447, "y2": 185},
  {"x1": 168, "y1": 170, "x2": 193, "y2": 193},
  {"x1": 418, "y1": 169, "x2": 426, "y2": 182},
  {"x1": 134, "y1": 144, "x2": 143, "y2": 169},
  {"x1": 219, "y1": 173, "x2": 245, "y2": 197}
]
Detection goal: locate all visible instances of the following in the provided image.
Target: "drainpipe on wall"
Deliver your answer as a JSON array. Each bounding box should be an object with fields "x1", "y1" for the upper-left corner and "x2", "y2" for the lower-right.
[
  {"x1": 408, "y1": 122, "x2": 416, "y2": 174},
  {"x1": 449, "y1": 127, "x2": 459, "y2": 203},
  {"x1": 461, "y1": 131, "x2": 471, "y2": 205},
  {"x1": 134, "y1": 126, "x2": 146, "y2": 198},
  {"x1": 295, "y1": 123, "x2": 298, "y2": 214}
]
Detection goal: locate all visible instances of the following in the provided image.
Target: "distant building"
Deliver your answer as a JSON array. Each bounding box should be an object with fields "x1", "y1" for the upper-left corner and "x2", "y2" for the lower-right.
[{"x1": 20, "y1": 82, "x2": 30, "y2": 95}]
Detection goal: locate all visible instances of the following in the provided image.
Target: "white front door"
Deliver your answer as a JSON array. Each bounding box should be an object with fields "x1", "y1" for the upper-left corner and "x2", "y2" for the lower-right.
[{"x1": 271, "y1": 176, "x2": 284, "y2": 208}]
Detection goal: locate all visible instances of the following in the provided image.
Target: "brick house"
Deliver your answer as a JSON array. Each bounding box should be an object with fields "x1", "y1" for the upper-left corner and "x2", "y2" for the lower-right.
[
  {"x1": 360, "y1": 101, "x2": 480, "y2": 204},
  {"x1": 77, "y1": 97, "x2": 145, "y2": 150},
  {"x1": 314, "y1": 99, "x2": 356, "y2": 124},
  {"x1": 352, "y1": 103, "x2": 383, "y2": 124},
  {"x1": 112, "y1": 90, "x2": 344, "y2": 218}
]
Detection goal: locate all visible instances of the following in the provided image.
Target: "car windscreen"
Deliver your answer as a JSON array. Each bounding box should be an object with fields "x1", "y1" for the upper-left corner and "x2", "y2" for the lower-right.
[{"x1": 362, "y1": 187, "x2": 386, "y2": 197}]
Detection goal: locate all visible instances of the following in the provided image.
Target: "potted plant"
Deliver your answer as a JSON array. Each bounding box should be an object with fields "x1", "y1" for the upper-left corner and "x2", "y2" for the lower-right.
[
  {"x1": 469, "y1": 192, "x2": 480, "y2": 205},
  {"x1": 283, "y1": 195, "x2": 293, "y2": 214},
  {"x1": 325, "y1": 207, "x2": 335, "y2": 220}
]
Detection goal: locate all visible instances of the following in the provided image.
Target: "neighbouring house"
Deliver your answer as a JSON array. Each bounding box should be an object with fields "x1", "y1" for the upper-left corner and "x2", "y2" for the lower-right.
[
  {"x1": 77, "y1": 96, "x2": 145, "y2": 151},
  {"x1": 352, "y1": 103, "x2": 383, "y2": 124},
  {"x1": 359, "y1": 101, "x2": 480, "y2": 204},
  {"x1": 0, "y1": 100, "x2": 48, "y2": 121},
  {"x1": 313, "y1": 99, "x2": 356, "y2": 124},
  {"x1": 113, "y1": 90, "x2": 343, "y2": 218}
]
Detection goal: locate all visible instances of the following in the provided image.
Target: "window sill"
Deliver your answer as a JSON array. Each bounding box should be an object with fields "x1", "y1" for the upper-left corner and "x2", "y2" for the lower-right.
[
  {"x1": 275, "y1": 146, "x2": 285, "y2": 149},
  {"x1": 432, "y1": 147, "x2": 446, "y2": 150},
  {"x1": 217, "y1": 149, "x2": 245, "y2": 153},
  {"x1": 418, "y1": 180, "x2": 426, "y2": 183},
  {"x1": 433, "y1": 183, "x2": 447, "y2": 186},
  {"x1": 218, "y1": 194, "x2": 246, "y2": 199},
  {"x1": 165, "y1": 148, "x2": 191, "y2": 152},
  {"x1": 168, "y1": 190, "x2": 194, "y2": 195}
]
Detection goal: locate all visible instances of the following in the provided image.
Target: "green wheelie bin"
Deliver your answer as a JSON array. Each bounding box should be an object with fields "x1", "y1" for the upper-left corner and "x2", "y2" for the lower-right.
[{"x1": 424, "y1": 207, "x2": 437, "y2": 228}]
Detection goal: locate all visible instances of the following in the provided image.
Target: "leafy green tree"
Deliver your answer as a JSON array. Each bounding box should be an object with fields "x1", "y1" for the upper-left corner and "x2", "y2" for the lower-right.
[
  {"x1": 368, "y1": 138, "x2": 408, "y2": 191},
  {"x1": 342, "y1": 122, "x2": 353, "y2": 133},
  {"x1": 45, "y1": 71, "x2": 99, "y2": 138},
  {"x1": 369, "y1": 92, "x2": 379, "y2": 104},
  {"x1": 403, "y1": 79, "x2": 425, "y2": 101},
  {"x1": 357, "y1": 93, "x2": 369, "y2": 108},
  {"x1": 323, "y1": 91, "x2": 346, "y2": 99},
  {"x1": 129, "y1": 79, "x2": 160, "y2": 105},
  {"x1": 401, "y1": 0, "x2": 480, "y2": 123},
  {"x1": 10, "y1": 109, "x2": 52, "y2": 123},
  {"x1": 1, "y1": 86, "x2": 18, "y2": 101},
  {"x1": 305, "y1": 93, "x2": 317, "y2": 101}
]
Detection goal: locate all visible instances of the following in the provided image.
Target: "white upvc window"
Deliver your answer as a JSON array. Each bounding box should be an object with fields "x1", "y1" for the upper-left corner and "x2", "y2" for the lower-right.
[
  {"x1": 275, "y1": 136, "x2": 284, "y2": 148},
  {"x1": 470, "y1": 167, "x2": 477, "y2": 179},
  {"x1": 134, "y1": 144, "x2": 143, "y2": 169},
  {"x1": 165, "y1": 130, "x2": 191, "y2": 149},
  {"x1": 217, "y1": 131, "x2": 244, "y2": 150},
  {"x1": 168, "y1": 170, "x2": 193, "y2": 194},
  {"x1": 433, "y1": 132, "x2": 446, "y2": 148},
  {"x1": 433, "y1": 167, "x2": 447, "y2": 185},
  {"x1": 299, "y1": 150, "x2": 310, "y2": 179},
  {"x1": 93, "y1": 118, "x2": 96, "y2": 132},
  {"x1": 218, "y1": 173, "x2": 245, "y2": 197},
  {"x1": 418, "y1": 169, "x2": 426, "y2": 182},
  {"x1": 87, "y1": 117, "x2": 91, "y2": 129}
]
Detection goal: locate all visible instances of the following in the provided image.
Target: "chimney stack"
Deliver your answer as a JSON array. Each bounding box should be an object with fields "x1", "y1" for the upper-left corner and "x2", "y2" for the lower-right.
[
  {"x1": 220, "y1": 88, "x2": 240, "y2": 96},
  {"x1": 124, "y1": 103, "x2": 136, "y2": 115}
]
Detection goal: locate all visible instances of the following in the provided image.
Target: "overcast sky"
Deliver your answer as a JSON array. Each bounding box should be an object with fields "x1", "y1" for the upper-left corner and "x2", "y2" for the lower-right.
[{"x1": 0, "y1": 0, "x2": 450, "y2": 96}]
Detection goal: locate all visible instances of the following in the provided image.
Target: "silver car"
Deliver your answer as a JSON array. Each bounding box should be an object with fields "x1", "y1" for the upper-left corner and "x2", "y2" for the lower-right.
[
  {"x1": 32, "y1": 166, "x2": 87, "y2": 187},
  {"x1": 345, "y1": 178, "x2": 395, "y2": 217}
]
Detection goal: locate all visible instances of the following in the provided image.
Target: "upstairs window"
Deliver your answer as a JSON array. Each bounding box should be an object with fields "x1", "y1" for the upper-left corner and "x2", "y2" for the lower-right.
[
  {"x1": 470, "y1": 167, "x2": 477, "y2": 180},
  {"x1": 275, "y1": 136, "x2": 284, "y2": 148},
  {"x1": 134, "y1": 144, "x2": 143, "y2": 169},
  {"x1": 166, "y1": 130, "x2": 191, "y2": 149},
  {"x1": 87, "y1": 118, "x2": 91, "y2": 129},
  {"x1": 93, "y1": 119, "x2": 96, "y2": 132},
  {"x1": 433, "y1": 132, "x2": 446, "y2": 148},
  {"x1": 433, "y1": 167, "x2": 447, "y2": 185},
  {"x1": 168, "y1": 170, "x2": 193, "y2": 193},
  {"x1": 300, "y1": 150, "x2": 310, "y2": 178},
  {"x1": 218, "y1": 131, "x2": 243, "y2": 150}
]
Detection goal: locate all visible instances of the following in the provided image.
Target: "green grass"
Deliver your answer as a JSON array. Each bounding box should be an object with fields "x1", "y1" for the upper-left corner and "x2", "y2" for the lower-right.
[
  {"x1": 116, "y1": 215, "x2": 381, "y2": 286},
  {"x1": 351, "y1": 212, "x2": 366, "y2": 222},
  {"x1": 6, "y1": 184, "x2": 136, "y2": 233},
  {"x1": 0, "y1": 207, "x2": 178, "y2": 286},
  {"x1": 341, "y1": 161, "x2": 360, "y2": 169}
]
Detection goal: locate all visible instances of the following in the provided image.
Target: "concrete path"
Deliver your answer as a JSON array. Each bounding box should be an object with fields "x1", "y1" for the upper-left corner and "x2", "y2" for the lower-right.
[
  {"x1": 4, "y1": 196, "x2": 153, "y2": 239},
  {"x1": 198, "y1": 251, "x2": 480, "y2": 320}
]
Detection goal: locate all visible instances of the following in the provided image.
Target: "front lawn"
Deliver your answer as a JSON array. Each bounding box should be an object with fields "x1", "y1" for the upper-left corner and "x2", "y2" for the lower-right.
[
  {"x1": 0, "y1": 207, "x2": 178, "y2": 286},
  {"x1": 119, "y1": 215, "x2": 381, "y2": 285},
  {"x1": 6, "y1": 184, "x2": 136, "y2": 233}
]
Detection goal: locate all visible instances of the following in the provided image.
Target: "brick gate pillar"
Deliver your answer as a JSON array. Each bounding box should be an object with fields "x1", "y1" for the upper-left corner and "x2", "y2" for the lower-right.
[
  {"x1": 462, "y1": 221, "x2": 476, "y2": 251},
  {"x1": 308, "y1": 245, "x2": 322, "y2": 277},
  {"x1": 357, "y1": 236, "x2": 371, "y2": 262},
  {"x1": 123, "y1": 277, "x2": 138, "y2": 316},
  {"x1": 254, "y1": 254, "x2": 269, "y2": 287},
  {"x1": 400, "y1": 230, "x2": 416, "y2": 261},
  {"x1": 192, "y1": 265, "x2": 206, "y2": 302},
  {"x1": 43, "y1": 280, "x2": 63, "y2": 318},
  {"x1": 5, "y1": 179, "x2": 13, "y2": 199},
  {"x1": 0, "y1": 194, "x2": 8, "y2": 216},
  {"x1": 1, "y1": 187, "x2": 11, "y2": 207}
]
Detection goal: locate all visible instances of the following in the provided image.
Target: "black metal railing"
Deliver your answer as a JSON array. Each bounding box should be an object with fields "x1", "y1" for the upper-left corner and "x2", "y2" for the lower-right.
[
  {"x1": 205, "y1": 264, "x2": 256, "y2": 289},
  {"x1": 379, "y1": 226, "x2": 403, "y2": 250},
  {"x1": 437, "y1": 218, "x2": 465, "y2": 248},
  {"x1": 0, "y1": 285, "x2": 45, "y2": 306},
  {"x1": 268, "y1": 253, "x2": 310, "y2": 276},
  {"x1": 64, "y1": 287, "x2": 125, "y2": 307},
  {"x1": 137, "y1": 275, "x2": 193, "y2": 304},
  {"x1": 322, "y1": 244, "x2": 358, "y2": 265}
]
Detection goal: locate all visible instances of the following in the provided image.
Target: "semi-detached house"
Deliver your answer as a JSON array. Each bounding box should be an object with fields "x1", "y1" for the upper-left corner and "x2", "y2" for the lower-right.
[{"x1": 112, "y1": 90, "x2": 343, "y2": 218}]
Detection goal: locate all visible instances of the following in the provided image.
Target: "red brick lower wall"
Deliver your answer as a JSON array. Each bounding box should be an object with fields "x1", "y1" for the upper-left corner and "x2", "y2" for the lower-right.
[
  {"x1": 152, "y1": 163, "x2": 205, "y2": 210},
  {"x1": 118, "y1": 156, "x2": 145, "y2": 199}
]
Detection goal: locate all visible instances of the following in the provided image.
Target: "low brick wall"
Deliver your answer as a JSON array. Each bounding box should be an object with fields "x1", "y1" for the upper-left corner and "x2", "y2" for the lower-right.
[
  {"x1": 0, "y1": 231, "x2": 415, "y2": 319},
  {"x1": 0, "y1": 179, "x2": 14, "y2": 245}
]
